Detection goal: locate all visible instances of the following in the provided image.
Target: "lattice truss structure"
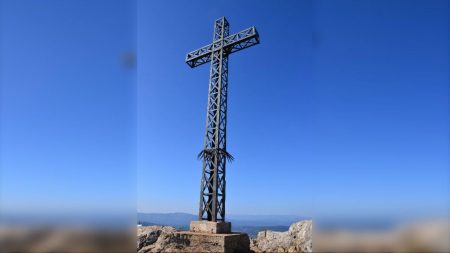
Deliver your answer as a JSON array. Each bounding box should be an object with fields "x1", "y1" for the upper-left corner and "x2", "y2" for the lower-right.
[{"x1": 186, "y1": 17, "x2": 260, "y2": 222}]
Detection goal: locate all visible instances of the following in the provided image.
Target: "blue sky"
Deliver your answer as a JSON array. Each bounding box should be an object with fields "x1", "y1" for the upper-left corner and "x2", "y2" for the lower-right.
[
  {"x1": 0, "y1": 0, "x2": 448, "y2": 222},
  {"x1": 138, "y1": 0, "x2": 449, "y2": 220},
  {"x1": 0, "y1": 0, "x2": 136, "y2": 214}
]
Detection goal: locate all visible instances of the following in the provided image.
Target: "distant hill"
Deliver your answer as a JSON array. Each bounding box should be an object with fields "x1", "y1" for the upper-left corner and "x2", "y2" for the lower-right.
[
  {"x1": 137, "y1": 212, "x2": 196, "y2": 228},
  {"x1": 137, "y1": 212, "x2": 308, "y2": 237},
  {"x1": 228, "y1": 214, "x2": 309, "y2": 226}
]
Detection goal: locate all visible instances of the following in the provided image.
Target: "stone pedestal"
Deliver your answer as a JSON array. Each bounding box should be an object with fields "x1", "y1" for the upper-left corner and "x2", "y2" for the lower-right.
[
  {"x1": 190, "y1": 220, "x2": 231, "y2": 234},
  {"x1": 172, "y1": 231, "x2": 251, "y2": 253}
]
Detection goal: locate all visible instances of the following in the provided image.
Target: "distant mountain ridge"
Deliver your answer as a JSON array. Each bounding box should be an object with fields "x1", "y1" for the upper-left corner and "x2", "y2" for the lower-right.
[
  {"x1": 137, "y1": 212, "x2": 309, "y2": 237},
  {"x1": 137, "y1": 212, "x2": 196, "y2": 228},
  {"x1": 137, "y1": 212, "x2": 307, "y2": 226}
]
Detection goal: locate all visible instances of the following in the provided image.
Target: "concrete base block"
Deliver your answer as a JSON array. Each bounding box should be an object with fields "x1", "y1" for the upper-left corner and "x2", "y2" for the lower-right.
[
  {"x1": 190, "y1": 220, "x2": 231, "y2": 234},
  {"x1": 172, "y1": 231, "x2": 251, "y2": 253}
]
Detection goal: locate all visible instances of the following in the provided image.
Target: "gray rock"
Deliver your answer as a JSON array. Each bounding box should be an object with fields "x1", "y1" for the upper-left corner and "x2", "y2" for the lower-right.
[
  {"x1": 251, "y1": 220, "x2": 312, "y2": 253},
  {"x1": 137, "y1": 225, "x2": 177, "y2": 253}
]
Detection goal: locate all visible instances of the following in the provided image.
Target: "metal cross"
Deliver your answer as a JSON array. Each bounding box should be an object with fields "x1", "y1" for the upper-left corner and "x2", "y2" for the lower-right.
[{"x1": 186, "y1": 17, "x2": 260, "y2": 222}]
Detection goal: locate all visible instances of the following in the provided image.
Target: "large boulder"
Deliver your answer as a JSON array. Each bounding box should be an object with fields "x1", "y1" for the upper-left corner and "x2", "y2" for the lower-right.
[
  {"x1": 251, "y1": 220, "x2": 312, "y2": 253},
  {"x1": 137, "y1": 225, "x2": 177, "y2": 253}
]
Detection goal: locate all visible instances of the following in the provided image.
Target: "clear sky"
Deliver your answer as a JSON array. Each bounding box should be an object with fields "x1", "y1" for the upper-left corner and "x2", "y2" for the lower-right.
[
  {"x1": 0, "y1": 0, "x2": 448, "y2": 223},
  {"x1": 0, "y1": 0, "x2": 136, "y2": 215},
  {"x1": 137, "y1": 0, "x2": 449, "y2": 220}
]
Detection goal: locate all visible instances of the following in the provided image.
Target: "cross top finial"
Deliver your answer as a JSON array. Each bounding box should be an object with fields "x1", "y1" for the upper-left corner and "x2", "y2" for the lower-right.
[{"x1": 216, "y1": 16, "x2": 228, "y2": 22}]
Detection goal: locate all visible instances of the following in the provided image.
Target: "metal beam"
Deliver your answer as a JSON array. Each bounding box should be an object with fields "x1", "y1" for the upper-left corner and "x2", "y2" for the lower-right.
[
  {"x1": 186, "y1": 26, "x2": 259, "y2": 68},
  {"x1": 186, "y1": 17, "x2": 259, "y2": 222}
]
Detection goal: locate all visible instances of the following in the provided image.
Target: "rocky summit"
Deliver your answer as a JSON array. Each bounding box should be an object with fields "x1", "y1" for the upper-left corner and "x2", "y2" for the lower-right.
[
  {"x1": 137, "y1": 226, "x2": 178, "y2": 253},
  {"x1": 251, "y1": 220, "x2": 312, "y2": 253},
  {"x1": 137, "y1": 220, "x2": 312, "y2": 253}
]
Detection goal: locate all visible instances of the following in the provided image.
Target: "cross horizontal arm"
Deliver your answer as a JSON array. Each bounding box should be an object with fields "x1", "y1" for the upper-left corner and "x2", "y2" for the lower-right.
[
  {"x1": 222, "y1": 26, "x2": 260, "y2": 55},
  {"x1": 185, "y1": 26, "x2": 260, "y2": 68},
  {"x1": 186, "y1": 43, "x2": 214, "y2": 68}
]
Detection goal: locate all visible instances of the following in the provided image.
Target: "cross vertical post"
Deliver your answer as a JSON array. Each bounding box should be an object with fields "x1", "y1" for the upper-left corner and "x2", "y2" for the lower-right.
[{"x1": 186, "y1": 17, "x2": 260, "y2": 223}]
